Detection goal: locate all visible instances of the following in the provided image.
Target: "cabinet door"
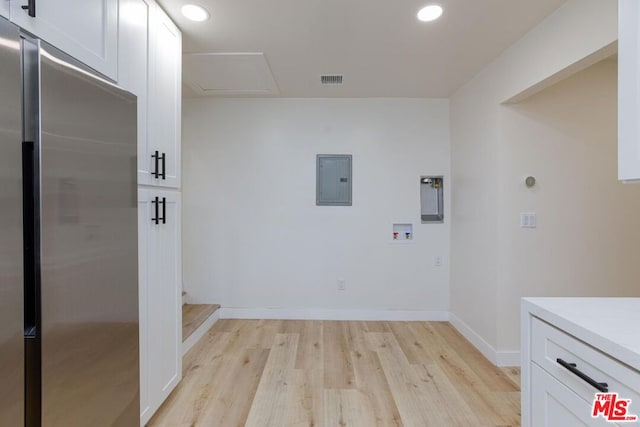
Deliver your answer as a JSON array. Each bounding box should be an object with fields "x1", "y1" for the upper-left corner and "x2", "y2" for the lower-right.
[
  {"x1": 0, "y1": 1, "x2": 8, "y2": 19},
  {"x1": 139, "y1": 189, "x2": 182, "y2": 425},
  {"x1": 147, "y1": 5, "x2": 181, "y2": 188},
  {"x1": 138, "y1": 191, "x2": 152, "y2": 423},
  {"x1": 619, "y1": 0, "x2": 640, "y2": 182},
  {"x1": 10, "y1": 0, "x2": 118, "y2": 79},
  {"x1": 118, "y1": 0, "x2": 151, "y2": 186},
  {"x1": 531, "y1": 363, "x2": 615, "y2": 427}
]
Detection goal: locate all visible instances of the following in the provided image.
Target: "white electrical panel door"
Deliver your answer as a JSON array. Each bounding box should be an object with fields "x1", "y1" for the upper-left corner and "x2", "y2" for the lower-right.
[
  {"x1": 317, "y1": 155, "x2": 352, "y2": 206},
  {"x1": 10, "y1": 0, "x2": 118, "y2": 79}
]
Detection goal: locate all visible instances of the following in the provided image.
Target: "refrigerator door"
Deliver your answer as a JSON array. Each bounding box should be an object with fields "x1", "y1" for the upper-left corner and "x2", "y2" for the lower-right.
[
  {"x1": 0, "y1": 17, "x2": 24, "y2": 427},
  {"x1": 35, "y1": 42, "x2": 139, "y2": 426}
]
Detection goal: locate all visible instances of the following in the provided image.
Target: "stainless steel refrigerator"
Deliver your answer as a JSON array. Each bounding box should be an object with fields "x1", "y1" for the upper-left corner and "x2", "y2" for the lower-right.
[{"x1": 0, "y1": 16, "x2": 139, "y2": 427}]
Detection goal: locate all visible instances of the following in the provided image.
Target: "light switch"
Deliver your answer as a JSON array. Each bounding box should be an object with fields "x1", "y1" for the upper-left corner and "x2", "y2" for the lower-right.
[{"x1": 520, "y1": 212, "x2": 537, "y2": 228}]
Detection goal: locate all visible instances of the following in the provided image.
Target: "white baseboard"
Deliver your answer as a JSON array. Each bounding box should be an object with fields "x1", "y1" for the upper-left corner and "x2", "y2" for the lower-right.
[
  {"x1": 182, "y1": 309, "x2": 220, "y2": 356},
  {"x1": 219, "y1": 307, "x2": 450, "y2": 322},
  {"x1": 449, "y1": 312, "x2": 520, "y2": 367}
]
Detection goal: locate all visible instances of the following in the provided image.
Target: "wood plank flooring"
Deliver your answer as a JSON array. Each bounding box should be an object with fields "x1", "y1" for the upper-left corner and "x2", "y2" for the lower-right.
[
  {"x1": 150, "y1": 320, "x2": 521, "y2": 427},
  {"x1": 182, "y1": 304, "x2": 221, "y2": 343}
]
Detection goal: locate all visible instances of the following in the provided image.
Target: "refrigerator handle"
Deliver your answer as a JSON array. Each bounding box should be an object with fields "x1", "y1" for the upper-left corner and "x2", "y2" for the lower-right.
[
  {"x1": 21, "y1": 0, "x2": 36, "y2": 17},
  {"x1": 151, "y1": 196, "x2": 160, "y2": 224},
  {"x1": 160, "y1": 152, "x2": 166, "y2": 180},
  {"x1": 22, "y1": 141, "x2": 38, "y2": 338},
  {"x1": 151, "y1": 150, "x2": 159, "y2": 179}
]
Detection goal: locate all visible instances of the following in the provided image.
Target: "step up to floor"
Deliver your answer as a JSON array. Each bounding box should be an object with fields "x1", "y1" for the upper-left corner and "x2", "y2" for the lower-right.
[{"x1": 182, "y1": 304, "x2": 221, "y2": 355}]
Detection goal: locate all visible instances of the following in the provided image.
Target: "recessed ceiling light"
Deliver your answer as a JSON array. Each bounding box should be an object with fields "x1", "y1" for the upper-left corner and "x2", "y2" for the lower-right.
[
  {"x1": 181, "y1": 4, "x2": 210, "y2": 22},
  {"x1": 417, "y1": 4, "x2": 443, "y2": 22}
]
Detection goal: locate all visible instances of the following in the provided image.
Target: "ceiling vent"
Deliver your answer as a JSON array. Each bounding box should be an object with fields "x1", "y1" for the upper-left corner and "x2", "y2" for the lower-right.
[{"x1": 321, "y1": 75, "x2": 343, "y2": 85}]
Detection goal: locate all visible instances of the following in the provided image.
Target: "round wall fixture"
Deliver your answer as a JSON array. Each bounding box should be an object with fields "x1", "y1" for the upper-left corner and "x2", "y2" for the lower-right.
[{"x1": 525, "y1": 176, "x2": 536, "y2": 188}]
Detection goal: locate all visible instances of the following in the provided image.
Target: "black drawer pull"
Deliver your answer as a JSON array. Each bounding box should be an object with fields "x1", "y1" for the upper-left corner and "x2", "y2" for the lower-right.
[
  {"x1": 22, "y1": 0, "x2": 36, "y2": 17},
  {"x1": 556, "y1": 358, "x2": 609, "y2": 392}
]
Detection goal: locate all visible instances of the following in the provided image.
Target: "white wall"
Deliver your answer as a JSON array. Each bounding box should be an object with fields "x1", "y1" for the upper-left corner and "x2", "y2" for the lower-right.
[
  {"x1": 496, "y1": 60, "x2": 640, "y2": 352},
  {"x1": 182, "y1": 98, "x2": 451, "y2": 317},
  {"x1": 450, "y1": 0, "x2": 637, "y2": 365}
]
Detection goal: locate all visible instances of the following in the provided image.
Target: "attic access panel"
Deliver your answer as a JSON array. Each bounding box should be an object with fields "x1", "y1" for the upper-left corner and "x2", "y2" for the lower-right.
[{"x1": 316, "y1": 155, "x2": 352, "y2": 206}]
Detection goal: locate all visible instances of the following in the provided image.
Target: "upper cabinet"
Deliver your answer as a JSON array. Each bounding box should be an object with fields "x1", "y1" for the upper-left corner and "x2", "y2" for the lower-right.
[
  {"x1": 619, "y1": 0, "x2": 640, "y2": 182},
  {"x1": 9, "y1": 0, "x2": 118, "y2": 80},
  {"x1": 120, "y1": 1, "x2": 181, "y2": 189},
  {"x1": 147, "y1": 6, "x2": 181, "y2": 188},
  {"x1": 0, "y1": 1, "x2": 8, "y2": 19},
  {"x1": 118, "y1": 0, "x2": 151, "y2": 185}
]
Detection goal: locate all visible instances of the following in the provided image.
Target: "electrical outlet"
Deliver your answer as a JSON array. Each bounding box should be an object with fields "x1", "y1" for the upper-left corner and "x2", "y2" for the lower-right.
[
  {"x1": 434, "y1": 256, "x2": 442, "y2": 267},
  {"x1": 337, "y1": 279, "x2": 346, "y2": 291}
]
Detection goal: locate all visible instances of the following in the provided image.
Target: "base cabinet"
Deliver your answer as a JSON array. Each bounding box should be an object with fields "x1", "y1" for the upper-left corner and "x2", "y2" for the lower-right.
[
  {"x1": 138, "y1": 188, "x2": 182, "y2": 425},
  {"x1": 522, "y1": 299, "x2": 640, "y2": 427},
  {"x1": 531, "y1": 364, "x2": 612, "y2": 427}
]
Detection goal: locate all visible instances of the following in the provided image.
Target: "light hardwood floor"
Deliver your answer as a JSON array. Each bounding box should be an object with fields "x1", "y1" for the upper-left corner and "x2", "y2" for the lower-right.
[
  {"x1": 182, "y1": 304, "x2": 221, "y2": 342},
  {"x1": 150, "y1": 320, "x2": 521, "y2": 427}
]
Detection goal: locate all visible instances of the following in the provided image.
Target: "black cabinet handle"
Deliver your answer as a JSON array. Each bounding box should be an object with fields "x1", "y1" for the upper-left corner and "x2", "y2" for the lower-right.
[
  {"x1": 21, "y1": 0, "x2": 36, "y2": 17},
  {"x1": 151, "y1": 151, "x2": 166, "y2": 180},
  {"x1": 151, "y1": 151, "x2": 159, "y2": 179},
  {"x1": 556, "y1": 358, "x2": 609, "y2": 392},
  {"x1": 151, "y1": 196, "x2": 160, "y2": 224},
  {"x1": 151, "y1": 197, "x2": 167, "y2": 224}
]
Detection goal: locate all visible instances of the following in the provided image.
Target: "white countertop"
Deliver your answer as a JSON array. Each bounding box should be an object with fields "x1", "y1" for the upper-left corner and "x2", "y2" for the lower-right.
[{"x1": 523, "y1": 297, "x2": 640, "y2": 371}]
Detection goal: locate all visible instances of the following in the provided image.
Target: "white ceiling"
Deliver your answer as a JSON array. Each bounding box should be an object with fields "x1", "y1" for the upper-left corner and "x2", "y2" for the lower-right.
[{"x1": 157, "y1": 0, "x2": 568, "y2": 98}]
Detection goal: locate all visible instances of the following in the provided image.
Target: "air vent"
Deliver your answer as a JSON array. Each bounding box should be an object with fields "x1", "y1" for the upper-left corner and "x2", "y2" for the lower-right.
[{"x1": 321, "y1": 75, "x2": 343, "y2": 85}]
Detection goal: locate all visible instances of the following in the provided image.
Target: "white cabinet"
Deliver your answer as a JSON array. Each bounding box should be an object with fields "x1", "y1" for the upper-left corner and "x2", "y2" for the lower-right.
[
  {"x1": 138, "y1": 188, "x2": 182, "y2": 425},
  {"x1": 619, "y1": 0, "x2": 640, "y2": 182},
  {"x1": 0, "y1": 1, "x2": 8, "y2": 19},
  {"x1": 121, "y1": 2, "x2": 183, "y2": 423},
  {"x1": 119, "y1": 1, "x2": 181, "y2": 189},
  {"x1": 10, "y1": 0, "x2": 118, "y2": 79},
  {"x1": 146, "y1": 5, "x2": 181, "y2": 188},
  {"x1": 531, "y1": 364, "x2": 611, "y2": 427},
  {"x1": 118, "y1": 0, "x2": 151, "y2": 187},
  {"x1": 522, "y1": 298, "x2": 640, "y2": 427}
]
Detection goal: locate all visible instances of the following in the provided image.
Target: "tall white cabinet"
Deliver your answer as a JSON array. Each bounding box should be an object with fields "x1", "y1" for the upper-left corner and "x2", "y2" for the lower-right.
[
  {"x1": 9, "y1": 0, "x2": 118, "y2": 79},
  {"x1": 119, "y1": 1, "x2": 182, "y2": 425},
  {"x1": 619, "y1": 0, "x2": 640, "y2": 182}
]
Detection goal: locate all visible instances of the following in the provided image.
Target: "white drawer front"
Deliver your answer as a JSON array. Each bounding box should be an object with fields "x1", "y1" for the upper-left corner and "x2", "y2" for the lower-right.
[
  {"x1": 532, "y1": 363, "x2": 618, "y2": 427},
  {"x1": 531, "y1": 316, "x2": 640, "y2": 407}
]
